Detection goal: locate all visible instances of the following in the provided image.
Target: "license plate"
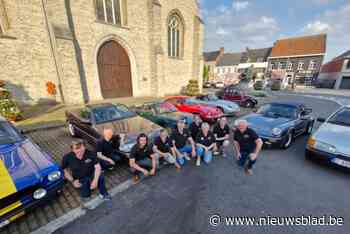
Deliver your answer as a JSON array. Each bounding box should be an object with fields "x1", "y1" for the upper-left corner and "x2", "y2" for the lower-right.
[{"x1": 332, "y1": 158, "x2": 350, "y2": 168}]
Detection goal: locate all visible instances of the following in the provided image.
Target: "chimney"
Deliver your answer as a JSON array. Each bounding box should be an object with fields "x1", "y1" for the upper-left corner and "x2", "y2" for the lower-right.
[{"x1": 220, "y1": 47, "x2": 224, "y2": 55}]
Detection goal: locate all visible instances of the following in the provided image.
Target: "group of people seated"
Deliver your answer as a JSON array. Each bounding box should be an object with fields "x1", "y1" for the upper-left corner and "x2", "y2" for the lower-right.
[{"x1": 61, "y1": 115, "x2": 263, "y2": 207}]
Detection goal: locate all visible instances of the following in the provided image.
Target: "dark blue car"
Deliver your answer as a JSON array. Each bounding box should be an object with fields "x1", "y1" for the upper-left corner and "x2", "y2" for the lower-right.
[
  {"x1": 0, "y1": 117, "x2": 64, "y2": 228},
  {"x1": 238, "y1": 102, "x2": 315, "y2": 149}
]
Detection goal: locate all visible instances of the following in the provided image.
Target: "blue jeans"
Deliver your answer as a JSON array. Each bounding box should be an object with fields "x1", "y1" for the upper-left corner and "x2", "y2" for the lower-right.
[
  {"x1": 79, "y1": 174, "x2": 108, "y2": 198},
  {"x1": 237, "y1": 151, "x2": 256, "y2": 169},
  {"x1": 130, "y1": 158, "x2": 153, "y2": 176},
  {"x1": 176, "y1": 145, "x2": 193, "y2": 166},
  {"x1": 99, "y1": 153, "x2": 122, "y2": 170},
  {"x1": 196, "y1": 147, "x2": 213, "y2": 164}
]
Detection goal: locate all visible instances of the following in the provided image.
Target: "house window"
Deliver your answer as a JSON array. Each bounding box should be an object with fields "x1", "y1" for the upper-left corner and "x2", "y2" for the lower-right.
[
  {"x1": 228, "y1": 68, "x2": 231, "y2": 73},
  {"x1": 347, "y1": 60, "x2": 350, "y2": 70},
  {"x1": 308, "y1": 60, "x2": 316, "y2": 70},
  {"x1": 298, "y1": 62, "x2": 304, "y2": 71},
  {"x1": 278, "y1": 62, "x2": 286, "y2": 70},
  {"x1": 95, "y1": 0, "x2": 121, "y2": 25},
  {"x1": 269, "y1": 63, "x2": 275, "y2": 70},
  {"x1": 168, "y1": 13, "x2": 183, "y2": 58},
  {"x1": 287, "y1": 62, "x2": 293, "y2": 71}
]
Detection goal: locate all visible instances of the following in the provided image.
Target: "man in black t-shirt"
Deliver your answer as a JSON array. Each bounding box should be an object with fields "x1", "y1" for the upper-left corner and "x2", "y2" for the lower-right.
[
  {"x1": 171, "y1": 119, "x2": 196, "y2": 166},
  {"x1": 195, "y1": 122, "x2": 216, "y2": 166},
  {"x1": 233, "y1": 119, "x2": 263, "y2": 175},
  {"x1": 96, "y1": 127, "x2": 125, "y2": 170},
  {"x1": 61, "y1": 139, "x2": 110, "y2": 204},
  {"x1": 129, "y1": 133, "x2": 157, "y2": 183},
  {"x1": 213, "y1": 117, "x2": 230, "y2": 157},
  {"x1": 153, "y1": 129, "x2": 181, "y2": 170},
  {"x1": 189, "y1": 115, "x2": 202, "y2": 139}
]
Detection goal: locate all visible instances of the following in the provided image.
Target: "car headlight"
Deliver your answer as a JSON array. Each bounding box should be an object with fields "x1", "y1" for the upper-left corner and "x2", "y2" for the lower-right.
[
  {"x1": 308, "y1": 137, "x2": 337, "y2": 154},
  {"x1": 33, "y1": 188, "x2": 47, "y2": 200},
  {"x1": 272, "y1": 128, "x2": 282, "y2": 136},
  {"x1": 48, "y1": 171, "x2": 61, "y2": 182},
  {"x1": 120, "y1": 142, "x2": 135, "y2": 153}
]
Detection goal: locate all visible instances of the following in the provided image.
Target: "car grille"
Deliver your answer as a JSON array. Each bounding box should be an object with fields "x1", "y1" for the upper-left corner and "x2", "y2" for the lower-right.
[{"x1": 0, "y1": 184, "x2": 39, "y2": 211}]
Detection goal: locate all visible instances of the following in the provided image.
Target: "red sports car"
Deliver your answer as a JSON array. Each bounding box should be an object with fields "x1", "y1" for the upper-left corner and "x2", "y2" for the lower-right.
[{"x1": 164, "y1": 96, "x2": 223, "y2": 123}]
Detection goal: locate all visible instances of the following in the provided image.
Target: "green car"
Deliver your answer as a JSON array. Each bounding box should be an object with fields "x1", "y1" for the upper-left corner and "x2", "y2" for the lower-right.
[{"x1": 133, "y1": 102, "x2": 193, "y2": 131}]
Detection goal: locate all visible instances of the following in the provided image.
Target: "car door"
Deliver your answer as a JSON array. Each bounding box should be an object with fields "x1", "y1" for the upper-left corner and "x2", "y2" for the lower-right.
[
  {"x1": 294, "y1": 108, "x2": 308, "y2": 136},
  {"x1": 76, "y1": 108, "x2": 99, "y2": 143}
]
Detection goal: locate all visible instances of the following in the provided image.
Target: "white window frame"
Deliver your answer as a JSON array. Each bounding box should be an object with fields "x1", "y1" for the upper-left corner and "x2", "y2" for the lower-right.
[
  {"x1": 269, "y1": 63, "x2": 275, "y2": 71},
  {"x1": 168, "y1": 14, "x2": 182, "y2": 58},
  {"x1": 308, "y1": 60, "x2": 316, "y2": 70},
  {"x1": 287, "y1": 62, "x2": 293, "y2": 71},
  {"x1": 97, "y1": 0, "x2": 122, "y2": 25},
  {"x1": 298, "y1": 62, "x2": 304, "y2": 71}
]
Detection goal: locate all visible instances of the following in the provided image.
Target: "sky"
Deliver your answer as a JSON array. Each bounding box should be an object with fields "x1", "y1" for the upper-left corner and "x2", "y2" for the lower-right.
[{"x1": 199, "y1": 0, "x2": 350, "y2": 62}]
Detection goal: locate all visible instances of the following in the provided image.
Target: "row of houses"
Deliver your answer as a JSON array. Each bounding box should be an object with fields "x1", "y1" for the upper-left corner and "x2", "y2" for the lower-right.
[{"x1": 204, "y1": 34, "x2": 328, "y2": 87}]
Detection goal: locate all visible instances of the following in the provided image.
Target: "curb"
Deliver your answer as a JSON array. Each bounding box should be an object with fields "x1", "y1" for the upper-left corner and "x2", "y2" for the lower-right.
[{"x1": 30, "y1": 179, "x2": 134, "y2": 234}]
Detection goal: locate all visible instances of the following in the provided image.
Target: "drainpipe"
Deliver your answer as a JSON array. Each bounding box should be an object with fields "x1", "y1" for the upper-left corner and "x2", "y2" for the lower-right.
[{"x1": 41, "y1": 0, "x2": 65, "y2": 103}]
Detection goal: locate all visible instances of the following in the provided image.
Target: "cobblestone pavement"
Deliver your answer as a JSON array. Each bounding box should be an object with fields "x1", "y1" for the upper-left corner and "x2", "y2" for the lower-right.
[{"x1": 0, "y1": 127, "x2": 131, "y2": 234}]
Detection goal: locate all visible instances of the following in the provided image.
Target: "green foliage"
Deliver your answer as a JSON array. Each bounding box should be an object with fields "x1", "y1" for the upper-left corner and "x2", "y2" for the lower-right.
[
  {"x1": 0, "y1": 99, "x2": 22, "y2": 121},
  {"x1": 185, "y1": 80, "x2": 200, "y2": 96},
  {"x1": 0, "y1": 88, "x2": 11, "y2": 99},
  {"x1": 203, "y1": 65, "x2": 209, "y2": 82},
  {"x1": 253, "y1": 81, "x2": 263, "y2": 90},
  {"x1": 242, "y1": 65, "x2": 254, "y2": 82},
  {"x1": 249, "y1": 91, "x2": 268, "y2": 97}
]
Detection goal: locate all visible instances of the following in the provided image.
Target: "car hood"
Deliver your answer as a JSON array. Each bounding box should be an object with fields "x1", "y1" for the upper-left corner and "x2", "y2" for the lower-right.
[
  {"x1": 313, "y1": 122, "x2": 350, "y2": 156},
  {"x1": 242, "y1": 114, "x2": 290, "y2": 136},
  {"x1": 95, "y1": 115, "x2": 162, "y2": 145},
  {"x1": 161, "y1": 111, "x2": 193, "y2": 122},
  {"x1": 210, "y1": 100, "x2": 240, "y2": 110},
  {"x1": 0, "y1": 139, "x2": 58, "y2": 194}
]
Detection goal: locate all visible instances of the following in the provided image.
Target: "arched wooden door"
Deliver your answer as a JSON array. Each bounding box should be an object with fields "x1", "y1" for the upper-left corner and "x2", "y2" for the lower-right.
[{"x1": 97, "y1": 40, "x2": 133, "y2": 99}]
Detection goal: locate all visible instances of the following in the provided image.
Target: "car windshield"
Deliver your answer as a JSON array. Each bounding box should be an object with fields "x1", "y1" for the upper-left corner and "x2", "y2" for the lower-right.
[
  {"x1": 257, "y1": 104, "x2": 297, "y2": 119},
  {"x1": 158, "y1": 102, "x2": 177, "y2": 114},
  {"x1": 207, "y1": 95, "x2": 219, "y2": 101},
  {"x1": 0, "y1": 121, "x2": 23, "y2": 144},
  {"x1": 328, "y1": 108, "x2": 350, "y2": 127},
  {"x1": 92, "y1": 105, "x2": 136, "y2": 123}
]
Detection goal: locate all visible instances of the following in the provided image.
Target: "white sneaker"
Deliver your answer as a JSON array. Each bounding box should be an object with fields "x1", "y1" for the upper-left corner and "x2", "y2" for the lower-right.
[
  {"x1": 213, "y1": 151, "x2": 220, "y2": 156},
  {"x1": 196, "y1": 159, "x2": 201, "y2": 166},
  {"x1": 184, "y1": 153, "x2": 191, "y2": 161}
]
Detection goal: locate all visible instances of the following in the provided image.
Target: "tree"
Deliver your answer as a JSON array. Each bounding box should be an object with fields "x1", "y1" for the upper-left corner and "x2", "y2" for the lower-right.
[
  {"x1": 242, "y1": 65, "x2": 254, "y2": 82},
  {"x1": 203, "y1": 65, "x2": 209, "y2": 82},
  {"x1": 185, "y1": 80, "x2": 200, "y2": 96}
]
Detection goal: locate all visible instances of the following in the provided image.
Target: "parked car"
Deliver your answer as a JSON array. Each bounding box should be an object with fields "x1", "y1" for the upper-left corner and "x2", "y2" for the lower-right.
[
  {"x1": 164, "y1": 96, "x2": 223, "y2": 123},
  {"x1": 306, "y1": 106, "x2": 350, "y2": 168},
  {"x1": 214, "y1": 81, "x2": 225, "y2": 89},
  {"x1": 133, "y1": 102, "x2": 193, "y2": 130},
  {"x1": 0, "y1": 117, "x2": 64, "y2": 228},
  {"x1": 203, "y1": 82, "x2": 212, "y2": 88},
  {"x1": 192, "y1": 94, "x2": 240, "y2": 116},
  {"x1": 270, "y1": 80, "x2": 282, "y2": 91},
  {"x1": 65, "y1": 103, "x2": 162, "y2": 155},
  {"x1": 220, "y1": 86, "x2": 258, "y2": 108},
  {"x1": 238, "y1": 102, "x2": 314, "y2": 149},
  {"x1": 253, "y1": 80, "x2": 266, "y2": 90}
]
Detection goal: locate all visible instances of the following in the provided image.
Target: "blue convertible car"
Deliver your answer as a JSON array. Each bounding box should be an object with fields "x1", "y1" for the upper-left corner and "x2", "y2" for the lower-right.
[
  {"x1": 0, "y1": 117, "x2": 64, "y2": 228},
  {"x1": 238, "y1": 102, "x2": 314, "y2": 149}
]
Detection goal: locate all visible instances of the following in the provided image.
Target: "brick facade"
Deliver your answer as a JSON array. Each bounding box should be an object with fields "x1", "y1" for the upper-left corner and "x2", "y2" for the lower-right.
[{"x1": 0, "y1": 0, "x2": 204, "y2": 104}]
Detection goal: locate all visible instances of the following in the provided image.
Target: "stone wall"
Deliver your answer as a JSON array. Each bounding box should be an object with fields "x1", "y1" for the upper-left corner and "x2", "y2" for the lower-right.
[{"x1": 0, "y1": 0, "x2": 60, "y2": 103}]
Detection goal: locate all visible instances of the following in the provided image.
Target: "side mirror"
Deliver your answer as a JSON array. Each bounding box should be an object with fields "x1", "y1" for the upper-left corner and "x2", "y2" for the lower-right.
[{"x1": 317, "y1": 117, "x2": 326, "y2": 123}]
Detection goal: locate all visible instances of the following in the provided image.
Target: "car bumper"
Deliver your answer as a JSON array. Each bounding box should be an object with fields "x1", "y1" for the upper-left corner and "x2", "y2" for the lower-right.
[
  {"x1": 259, "y1": 135, "x2": 283, "y2": 146},
  {"x1": 305, "y1": 147, "x2": 350, "y2": 169},
  {"x1": 0, "y1": 179, "x2": 64, "y2": 228}
]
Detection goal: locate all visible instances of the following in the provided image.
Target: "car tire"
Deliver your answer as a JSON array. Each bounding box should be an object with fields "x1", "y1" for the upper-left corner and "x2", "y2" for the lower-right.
[
  {"x1": 281, "y1": 131, "x2": 293, "y2": 149},
  {"x1": 217, "y1": 106, "x2": 224, "y2": 114},
  {"x1": 305, "y1": 150, "x2": 312, "y2": 160},
  {"x1": 245, "y1": 100, "x2": 254, "y2": 108},
  {"x1": 68, "y1": 122, "x2": 77, "y2": 137}
]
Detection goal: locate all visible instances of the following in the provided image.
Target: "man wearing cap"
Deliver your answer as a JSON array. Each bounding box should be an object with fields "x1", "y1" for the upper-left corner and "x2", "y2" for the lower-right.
[
  {"x1": 233, "y1": 119, "x2": 263, "y2": 175},
  {"x1": 61, "y1": 140, "x2": 111, "y2": 206},
  {"x1": 171, "y1": 119, "x2": 196, "y2": 166}
]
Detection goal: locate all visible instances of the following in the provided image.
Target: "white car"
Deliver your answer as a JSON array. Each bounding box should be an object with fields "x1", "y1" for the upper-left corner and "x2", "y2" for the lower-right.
[{"x1": 215, "y1": 82, "x2": 225, "y2": 89}]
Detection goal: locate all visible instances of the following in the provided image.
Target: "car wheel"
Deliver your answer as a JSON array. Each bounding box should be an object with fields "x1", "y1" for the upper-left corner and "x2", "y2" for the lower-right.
[
  {"x1": 281, "y1": 131, "x2": 293, "y2": 149},
  {"x1": 217, "y1": 106, "x2": 224, "y2": 114},
  {"x1": 68, "y1": 123, "x2": 77, "y2": 137},
  {"x1": 245, "y1": 100, "x2": 254, "y2": 108},
  {"x1": 305, "y1": 150, "x2": 312, "y2": 160}
]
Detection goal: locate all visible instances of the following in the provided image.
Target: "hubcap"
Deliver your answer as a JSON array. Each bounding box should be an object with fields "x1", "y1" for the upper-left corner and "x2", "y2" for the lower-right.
[
  {"x1": 285, "y1": 133, "x2": 292, "y2": 147},
  {"x1": 68, "y1": 124, "x2": 75, "y2": 136}
]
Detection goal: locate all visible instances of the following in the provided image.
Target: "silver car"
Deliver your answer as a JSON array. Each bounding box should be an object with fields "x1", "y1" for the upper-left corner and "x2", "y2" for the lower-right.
[
  {"x1": 306, "y1": 105, "x2": 350, "y2": 169},
  {"x1": 190, "y1": 94, "x2": 240, "y2": 116}
]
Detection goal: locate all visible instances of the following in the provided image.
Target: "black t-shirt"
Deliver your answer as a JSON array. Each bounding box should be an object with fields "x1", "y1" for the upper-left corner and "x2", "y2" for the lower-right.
[
  {"x1": 129, "y1": 144, "x2": 153, "y2": 161},
  {"x1": 154, "y1": 136, "x2": 173, "y2": 153},
  {"x1": 213, "y1": 124, "x2": 230, "y2": 141},
  {"x1": 171, "y1": 128, "x2": 191, "y2": 149},
  {"x1": 96, "y1": 135, "x2": 120, "y2": 157},
  {"x1": 61, "y1": 150, "x2": 98, "y2": 180},
  {"x1": 190, "y1": 122, "x2": 202, "y2": 139},
  {"x1": 196, "y1": 131, "x2": 215, "y2": 147},
  {"x1": 233, "y1": 128, "x2": 259, "y2": 153}
]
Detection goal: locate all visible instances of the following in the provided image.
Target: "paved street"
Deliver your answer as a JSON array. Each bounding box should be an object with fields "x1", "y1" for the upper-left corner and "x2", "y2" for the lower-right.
[{"x1": 54, "y1": 94, "x2": 350, "y2": 234}]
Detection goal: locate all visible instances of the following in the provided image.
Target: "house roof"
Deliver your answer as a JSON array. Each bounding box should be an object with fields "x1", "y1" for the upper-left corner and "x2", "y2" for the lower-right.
[
  {"x1": 240, "y1": 47, "x2": 272, "y2": 63},
  {"x1": 333, "y1": 50, "x2": 350, "y2": 60},
  {"x1": 203, "y1": 50, "x2": 221, "y2": 62},
  {"x1": 270, "y1": 34, "x2": 327, "y2": 58},
  {"x1": 216, "y1": 53, "x2": 243, "y2": 66},
  {"x1": 320, "y1": 49, "x2": 350, "y2": 73}
]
